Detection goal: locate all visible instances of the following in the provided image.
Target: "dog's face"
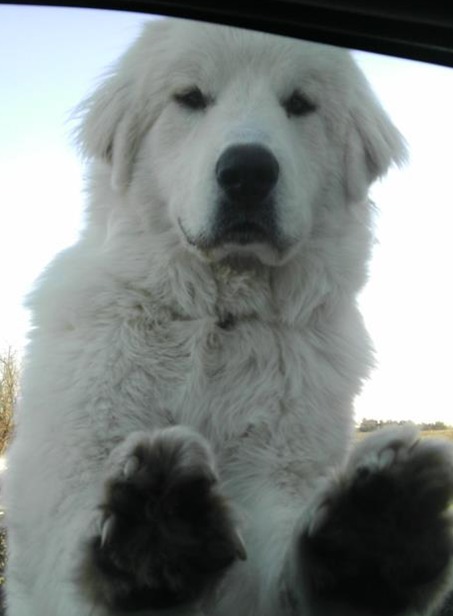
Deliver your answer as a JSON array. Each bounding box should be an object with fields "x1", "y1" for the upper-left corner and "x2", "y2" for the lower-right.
[
  {"x1": 78, "y1": 20, "x2": 406, "y2": 267},
  {"x1": 142, "y1": 27, "x2": 340, "y2": 266}
]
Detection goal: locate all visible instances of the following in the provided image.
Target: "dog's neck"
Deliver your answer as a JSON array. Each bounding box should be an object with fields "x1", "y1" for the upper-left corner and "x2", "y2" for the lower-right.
[{"x1": 139, "y1": 244, "x2": 339, "y2": 330}]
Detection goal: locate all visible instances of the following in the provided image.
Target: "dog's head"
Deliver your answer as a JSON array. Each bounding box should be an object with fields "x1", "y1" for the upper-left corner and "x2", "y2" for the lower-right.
[{"x1": 77, "y1": 19, "x2": 406, "y2": 268}]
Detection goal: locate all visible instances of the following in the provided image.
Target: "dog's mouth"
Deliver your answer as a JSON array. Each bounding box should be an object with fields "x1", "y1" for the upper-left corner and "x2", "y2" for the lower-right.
[
  {"x1": 177, "y1": 205, "x2": 291, "y2": 266},
  {"x1": 179, "y1": 217, "x2": 279, "y2": 250},
  {"x1": 218, "y1": 221, "x2": 272, "y2": 246},
  {"x1": 210, "y1": 201, "x2": 280, "y2": 248}
]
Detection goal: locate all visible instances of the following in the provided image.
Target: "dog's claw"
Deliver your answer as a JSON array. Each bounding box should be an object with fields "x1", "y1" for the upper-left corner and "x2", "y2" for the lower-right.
[
  {"x1": 124, "y1": 456, "x2": 140, "y2": 479},
  {"x1": 233, "y1": 528, "x2": 247, "y2": 561},
  {"x1": 100, "y1": 516, "x2": 114, "y2": 548}
]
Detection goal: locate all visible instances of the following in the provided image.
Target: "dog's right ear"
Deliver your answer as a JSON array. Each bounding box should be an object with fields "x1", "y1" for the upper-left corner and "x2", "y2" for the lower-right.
[
  {"x1": 75, "y1": 74, "x2": 138, "y2": 191},
  {"x1": 74, "y1": 20, "x2": 171, "y2": 192}
]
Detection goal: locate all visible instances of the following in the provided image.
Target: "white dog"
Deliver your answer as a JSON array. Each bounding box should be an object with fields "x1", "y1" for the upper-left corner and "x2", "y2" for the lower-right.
[{"x1": 5, "y1": 18, "x2": 453, "y2": 616}]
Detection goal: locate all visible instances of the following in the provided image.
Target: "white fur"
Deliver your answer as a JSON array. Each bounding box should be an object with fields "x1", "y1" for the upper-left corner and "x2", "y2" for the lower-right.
[{"x1": 4, "y1": 18, "x2": 436, "y2": 616}]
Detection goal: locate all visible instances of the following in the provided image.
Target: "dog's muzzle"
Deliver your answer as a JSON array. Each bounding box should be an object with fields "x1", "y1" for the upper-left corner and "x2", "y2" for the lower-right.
[{"x1": 213, "y1": 144, "x2": 280, "y2": 246}]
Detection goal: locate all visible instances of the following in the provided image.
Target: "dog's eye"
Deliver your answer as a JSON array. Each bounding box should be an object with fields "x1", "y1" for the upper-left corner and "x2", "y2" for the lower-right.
[
  {"x1": 174, "y1": 87, "x2": 209, "y2": 111},
  {"x1": 283, "y1": 90, "x2": 317, "y2": 117}
]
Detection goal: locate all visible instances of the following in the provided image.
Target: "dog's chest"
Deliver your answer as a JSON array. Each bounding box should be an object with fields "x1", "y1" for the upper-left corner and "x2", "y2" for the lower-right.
[{"x1": 122, "y1": 311, "x2": 354, "y2": 449}]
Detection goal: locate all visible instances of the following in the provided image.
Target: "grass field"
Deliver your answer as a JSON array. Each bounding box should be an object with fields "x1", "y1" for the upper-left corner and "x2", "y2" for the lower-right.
[
  {"x1": 420, "y1": 428, "x2": 453, "y2": 441},
  {"x1": 356, "y1": 428, "x2": 453, "y2": 442}
]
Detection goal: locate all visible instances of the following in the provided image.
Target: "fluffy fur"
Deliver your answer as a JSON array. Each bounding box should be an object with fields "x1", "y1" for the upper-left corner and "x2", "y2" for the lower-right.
[{"x1": 4, "y1": 18, "x2": 453, "y2": 616}]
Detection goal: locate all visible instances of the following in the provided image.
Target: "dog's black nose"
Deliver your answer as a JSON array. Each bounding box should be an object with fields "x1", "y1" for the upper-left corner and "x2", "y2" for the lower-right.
[{"x1": 216, "y1": 144, "x2": 279, "y2": 204}]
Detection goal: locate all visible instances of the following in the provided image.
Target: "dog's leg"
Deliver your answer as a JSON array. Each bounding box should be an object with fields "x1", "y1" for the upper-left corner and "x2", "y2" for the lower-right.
[
  {"x1": 290, "y1": 425, "x2": 453, "y2": 616},
  {"x1": 79, "y1": 426, "x2": 246, "y2": 612}
]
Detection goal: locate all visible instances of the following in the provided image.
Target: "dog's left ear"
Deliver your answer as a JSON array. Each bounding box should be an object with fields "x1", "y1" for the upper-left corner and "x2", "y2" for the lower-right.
[{"x1": 345, "y1": 72, "x2": 407, "y2": 203}]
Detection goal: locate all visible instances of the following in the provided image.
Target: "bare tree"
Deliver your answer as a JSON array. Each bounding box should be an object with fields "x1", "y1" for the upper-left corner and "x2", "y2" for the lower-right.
[{"x1": 0, "y1": 346, "x2": 19, "y2": 455}]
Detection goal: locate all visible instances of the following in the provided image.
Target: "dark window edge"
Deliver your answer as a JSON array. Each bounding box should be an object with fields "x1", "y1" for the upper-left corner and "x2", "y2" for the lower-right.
[{"x1": 3, "y1": 0, "x2": 453, "y2": 67}]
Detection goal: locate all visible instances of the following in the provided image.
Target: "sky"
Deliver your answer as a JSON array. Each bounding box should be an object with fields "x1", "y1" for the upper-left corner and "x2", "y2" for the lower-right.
[{"x1": 0, "y1": 5, "x2": 452, "y2": 425}]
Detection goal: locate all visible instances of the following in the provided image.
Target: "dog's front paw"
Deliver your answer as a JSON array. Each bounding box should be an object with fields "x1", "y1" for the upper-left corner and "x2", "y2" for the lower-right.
[
  {"x1": 303, "y1": 425, "x2": 453, "y2": 615},
  {"x1": 81, "y1": 427, "x2": 246, "y2": 611}
]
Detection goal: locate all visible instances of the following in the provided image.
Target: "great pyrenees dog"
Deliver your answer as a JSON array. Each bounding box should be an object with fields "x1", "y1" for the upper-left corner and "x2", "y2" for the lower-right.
[{"x1": 4, "y1": 17, "x2": 453, "y2": 616}]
